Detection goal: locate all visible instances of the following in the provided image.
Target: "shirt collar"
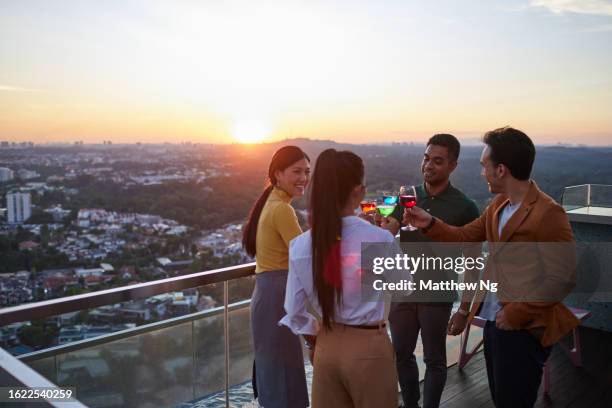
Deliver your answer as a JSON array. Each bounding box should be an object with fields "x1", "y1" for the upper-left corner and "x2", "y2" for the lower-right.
[
  {"x1": 420, "y1": 182, "x2": 453, "y2": 200},
  {"x1": 271, "y1": 187, "x2": 292, "y2": 203},
  {"x1": 507, "y1": 200, "x2": 522, "y2": 210}
]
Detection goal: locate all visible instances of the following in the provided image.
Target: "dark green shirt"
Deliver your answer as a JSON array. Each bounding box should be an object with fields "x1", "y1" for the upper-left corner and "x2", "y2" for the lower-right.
[
  {"x1": 391, "y1": 183, "x2": 480, "y2": 304},
  {"x1": 391, "y1": 183, "x2": 480, "y2": 239}
]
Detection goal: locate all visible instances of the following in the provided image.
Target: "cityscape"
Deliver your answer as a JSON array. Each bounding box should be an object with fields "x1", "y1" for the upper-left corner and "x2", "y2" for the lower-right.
[
  {"x1": 2, "y1": 139, "x2": 612, "y2": 358},
  {"x1": 1, "y1": 139, "x2": 611, "y2": 407},
  {"x1": 0, "y1": 142, "x2": 253, "y2": 355},
  {"x1": 1, "y1": 0, "x2": 612, "y2": 406}
]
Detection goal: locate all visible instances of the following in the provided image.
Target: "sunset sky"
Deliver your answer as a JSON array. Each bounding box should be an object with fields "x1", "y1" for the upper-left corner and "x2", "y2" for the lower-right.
[{"x1": 1, "y1": 0, "x2": 611, "y2": 145}]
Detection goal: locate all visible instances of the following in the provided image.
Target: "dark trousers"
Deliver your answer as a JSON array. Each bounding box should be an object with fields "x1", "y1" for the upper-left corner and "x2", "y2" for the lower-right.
[
  {"x1": 389, "y1": 302, "x2": 453, "y2": 408},
  {"x1": 483, "y1": 321, "x2": 551, "y2": 408},
  {"x1": 251, "y1": 270, "x2": 309, "y2": 408}
]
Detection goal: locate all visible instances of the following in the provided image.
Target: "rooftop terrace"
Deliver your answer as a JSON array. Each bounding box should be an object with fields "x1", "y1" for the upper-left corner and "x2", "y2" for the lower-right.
[{"x1": 1, "y1": 184, "x2": 611, "y2": 407}]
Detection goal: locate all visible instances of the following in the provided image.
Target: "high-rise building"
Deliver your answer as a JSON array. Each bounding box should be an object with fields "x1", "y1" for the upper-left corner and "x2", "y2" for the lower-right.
[
  {"x1": 0, "y1": 167, "x2": 14, "y2": 182},
  {"x1": 6, "y1": 192, "x2": 32, "y2": 224}
]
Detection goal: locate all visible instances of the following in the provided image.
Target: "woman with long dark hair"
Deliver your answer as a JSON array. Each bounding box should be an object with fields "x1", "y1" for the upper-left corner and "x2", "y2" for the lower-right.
[
  {"x1": 242, "y1": 145, "x2": 310, "y2": 408},
  {"x1": 280, "y1": 149, "x2": 400, "y2": 408}
]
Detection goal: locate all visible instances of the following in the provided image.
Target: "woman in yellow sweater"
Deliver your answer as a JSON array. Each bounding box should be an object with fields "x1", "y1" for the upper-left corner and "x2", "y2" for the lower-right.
[{"x1": 242, "y1": 146, "x2": 311, "y2": 408}]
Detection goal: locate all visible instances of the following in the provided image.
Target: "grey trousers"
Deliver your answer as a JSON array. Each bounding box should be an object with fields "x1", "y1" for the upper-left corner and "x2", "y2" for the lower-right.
[
  {"x1": 389, "y1": 302, "x2": 453, "y2": 408},
  {"x1": 251, "y1": 270, "x2": 309, "y2": 408}
]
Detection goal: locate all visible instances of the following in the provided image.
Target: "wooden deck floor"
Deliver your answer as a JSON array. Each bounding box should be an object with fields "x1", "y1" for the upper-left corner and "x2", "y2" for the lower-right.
[
  {"x1": 431, "y1": 327, "x2": 612, "y2": 408},
  {"x1": 196, "y1": 326, "x2": 612, "y2": 407}
]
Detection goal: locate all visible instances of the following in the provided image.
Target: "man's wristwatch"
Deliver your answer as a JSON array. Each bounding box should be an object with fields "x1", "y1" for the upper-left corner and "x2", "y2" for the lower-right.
[
  {"x1": 421, "y1": 216, "x2": 436, "y2": 233},
  {"x1": 457, "y1": 309, "x2": 469, "y2": 317}
]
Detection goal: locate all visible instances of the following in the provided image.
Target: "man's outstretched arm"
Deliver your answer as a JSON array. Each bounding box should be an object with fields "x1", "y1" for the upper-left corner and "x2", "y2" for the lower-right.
[{"x1": 404, "y1": 206, "x2": 488, "y2": 243}]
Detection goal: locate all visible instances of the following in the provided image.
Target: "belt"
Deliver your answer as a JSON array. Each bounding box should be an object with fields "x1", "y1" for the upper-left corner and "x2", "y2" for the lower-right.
[{"x1": 341, "y1": 323, "x2": 386, "y2": 330}]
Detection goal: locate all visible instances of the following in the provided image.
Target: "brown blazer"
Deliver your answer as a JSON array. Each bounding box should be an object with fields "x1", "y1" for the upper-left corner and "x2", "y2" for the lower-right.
[{"x1": 425, "y1": 180, "x2": 579, "y2": 347}]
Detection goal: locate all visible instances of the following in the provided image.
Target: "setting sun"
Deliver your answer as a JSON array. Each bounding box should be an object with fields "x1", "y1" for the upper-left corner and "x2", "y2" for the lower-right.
[{"x1": 232, "y1": 121, "x2": 271, "y2": 144}]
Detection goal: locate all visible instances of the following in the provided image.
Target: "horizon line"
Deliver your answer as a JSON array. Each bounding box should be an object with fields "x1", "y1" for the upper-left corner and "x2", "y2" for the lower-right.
[{"x1": 1, "y1": 137, "x2": 611, "y2": 149}]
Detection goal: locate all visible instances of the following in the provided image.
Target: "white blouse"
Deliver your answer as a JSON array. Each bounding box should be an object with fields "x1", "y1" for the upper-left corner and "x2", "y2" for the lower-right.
[{"x1": 279, "y1": 216, "x2": 410, "y2": 336}]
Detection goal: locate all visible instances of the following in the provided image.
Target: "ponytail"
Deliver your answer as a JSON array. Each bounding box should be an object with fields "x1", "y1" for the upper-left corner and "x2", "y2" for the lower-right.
[
  {"x1": 242, "y1": 184, "x2": 274, "y2": 257},
  {"x1": 310, "y1": 149, "x2": 364, "y2": 330}
]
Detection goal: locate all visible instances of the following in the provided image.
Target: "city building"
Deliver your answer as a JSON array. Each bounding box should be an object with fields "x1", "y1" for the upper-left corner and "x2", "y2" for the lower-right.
[
  {"x1": 0, "y1": 167, "x2": 14, "y2": 182},
  {"x1": 6, "y1": 191, "x2": 32, "y2": 224},
  {"x1": 57, "y1": 326, "x2": 85, "y2": 345},
  {"x1": 44, "y1": 205, "x2": 72, "y2": 221},
  {"x1": 74, "y1": 268, "x2": 105, "y2": 278}
]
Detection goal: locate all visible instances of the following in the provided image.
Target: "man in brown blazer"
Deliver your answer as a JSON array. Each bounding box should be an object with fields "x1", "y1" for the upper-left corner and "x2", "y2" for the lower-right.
[{"x1": 404, "y1": 127, "x2": 578, "y2": 408}]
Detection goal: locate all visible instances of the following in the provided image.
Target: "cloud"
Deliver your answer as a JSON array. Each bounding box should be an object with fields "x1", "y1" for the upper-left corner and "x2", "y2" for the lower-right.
[
  {"x1": 530, "y1": 0, "x2": 612, "y2": 16},
  {"x1": 0, "y1": 85, "x2": 47, "y2": 93},
  {"x1": 584, "y1": 23, "x2": 612, "y2": 30}
]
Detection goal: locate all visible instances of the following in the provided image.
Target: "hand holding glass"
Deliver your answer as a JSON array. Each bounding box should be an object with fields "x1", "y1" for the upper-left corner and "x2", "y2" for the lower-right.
[{"x1": 399, "y1": 185, "x2": 418, "y2": 231}]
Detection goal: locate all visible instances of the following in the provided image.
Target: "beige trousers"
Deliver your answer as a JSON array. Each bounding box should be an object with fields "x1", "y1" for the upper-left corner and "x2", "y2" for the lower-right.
[{"x1": 312, "y1": 323, "x2": 398, "y2": 408}]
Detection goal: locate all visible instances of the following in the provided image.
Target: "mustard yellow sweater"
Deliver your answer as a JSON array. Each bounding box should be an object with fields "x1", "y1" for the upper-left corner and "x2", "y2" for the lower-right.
[{"x1": 255, "y1": 187, "x2": 303, "y2": 273}]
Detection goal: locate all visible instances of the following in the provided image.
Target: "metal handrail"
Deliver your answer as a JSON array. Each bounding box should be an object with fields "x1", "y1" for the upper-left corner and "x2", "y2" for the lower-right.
[
  {"x1": 564, "y1": 183, "x2": 611, "y2": 188},
  {"x1": 0, "y1": 262, "x2": 256, "y2": 326},
  {"x1": 1, "y1": 263, "x2": 257, "y2": 408},
  {"x1": 18, "y1": 299, "x2": 251, "y2": 363}
]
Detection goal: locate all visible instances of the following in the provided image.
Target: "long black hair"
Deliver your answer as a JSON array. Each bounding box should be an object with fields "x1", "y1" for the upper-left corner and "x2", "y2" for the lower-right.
[
  {"x1": 242, "y1": 146, "x2": 310, "y2": 257},
  {"x1": 310, "y1": 149, "x2": 364, "y2": 330}
]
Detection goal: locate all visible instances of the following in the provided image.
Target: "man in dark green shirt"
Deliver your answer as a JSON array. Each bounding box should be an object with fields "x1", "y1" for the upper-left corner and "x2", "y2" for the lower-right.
[{"x1": 382, "y1": 134, "x2": 480, "y2": 408}]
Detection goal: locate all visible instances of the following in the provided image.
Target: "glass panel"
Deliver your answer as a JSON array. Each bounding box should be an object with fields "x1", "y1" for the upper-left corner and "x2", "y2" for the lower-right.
[
  {"x1": 196, "y1": 281, "x2": 225, "y2": 313},
  {"x1": 590, "y1": 184, "x2": 612, "y2": 208},
  {"x1": 562, "y1": 185, "x2": 589, "y2": 210},
  {"x1": 55, "y1": 321, "x2": 193, "y2": 408},
  {"x1": 190, "y1": 277, "x2": 255, "y2": 406},
  {"x1": 189, "y1": 276, "x2": 264, "y2": 406},
  {"x1": 229, "y1": 274, "x2": 255, "y2": 303},
  {"x1": 8, "y1": 280, "x2": 235, "y2": 407},
  {"x1": 228, "y1": 304, "x2": 254, "y2": 405},
  {"x1": 26, "y1": 355, "x2": 56, "y2": 383},
  {"x1": 193, "y1": 312, "x2": 225, "y2": 400},
  {"x1": 4, "y1": 281, "x2": 227, "y2": 357}
]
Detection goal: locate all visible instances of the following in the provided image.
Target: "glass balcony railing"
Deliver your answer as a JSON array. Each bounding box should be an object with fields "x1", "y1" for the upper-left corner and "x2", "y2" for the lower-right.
[
  {"x1": 563, "y1": 184, "x2": 612, "y2": 225},
  {"x1": 0, "y1": 263, "x2": 256, "y2": 407},
  {"x1": 563, "y1": 184, "x2": 612, "y2": 210},
  {"x1": 0, "y1": 262, "x2": 481, "y2": 407}
]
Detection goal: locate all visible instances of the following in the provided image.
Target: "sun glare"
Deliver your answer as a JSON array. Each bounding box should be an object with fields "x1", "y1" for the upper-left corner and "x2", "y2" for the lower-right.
[{"x1": 232, "y1": 121, "x2": 270, "y2": 144}]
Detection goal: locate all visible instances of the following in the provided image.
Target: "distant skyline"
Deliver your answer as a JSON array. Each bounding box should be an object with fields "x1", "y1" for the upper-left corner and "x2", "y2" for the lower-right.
[
  {"x1": 1, "y1": 0, "x2": 612, "y2": 145},
  {"x1": 1, "y1": 137, "x2": 609, "y2": 148}
]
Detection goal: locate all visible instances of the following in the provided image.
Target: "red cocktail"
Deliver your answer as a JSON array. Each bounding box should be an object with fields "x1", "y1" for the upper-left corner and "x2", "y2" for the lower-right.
[
  {"x1": 399, "y1": 185, "x2": 418, "y2": 231},
  {"x1": 399, "y1": 195, "x2": 417, "y2": 208}
]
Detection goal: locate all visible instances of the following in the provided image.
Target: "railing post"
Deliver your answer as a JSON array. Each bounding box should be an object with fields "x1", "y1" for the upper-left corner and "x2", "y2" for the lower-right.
[
  {"x1": 54, "y1": 355, "x2": 58, "y2": 387},
  {"x1": 192, "y1": 319, "x2": 196, "y2": 402},
  {"x1": 224, "y1": 280, "x2": 230, "y2": 408},
  {"x1": 587, "y1": 184, "x2": 592, "y2": 207}
]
